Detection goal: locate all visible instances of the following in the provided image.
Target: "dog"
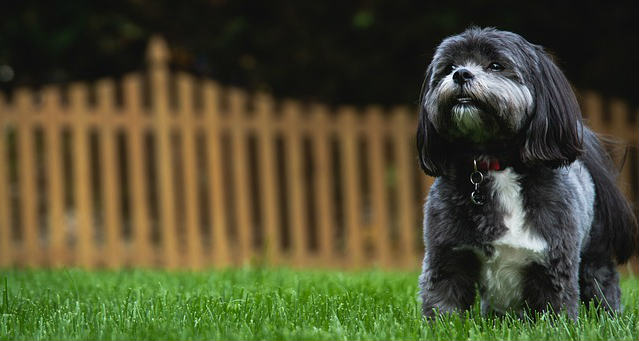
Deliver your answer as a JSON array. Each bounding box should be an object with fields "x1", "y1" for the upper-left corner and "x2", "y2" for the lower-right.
[{"x1": 416, "y1": 27, "x2": 638, "y2": 319}]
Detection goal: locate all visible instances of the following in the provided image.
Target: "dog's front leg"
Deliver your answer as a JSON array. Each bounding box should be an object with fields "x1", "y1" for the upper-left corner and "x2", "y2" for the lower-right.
[
  {"x1": 419, "y1": 247, "x2": 481, "y2": 318},
  {"x1": 521, "y1": 246, "x2": 580, "y2": 319}
]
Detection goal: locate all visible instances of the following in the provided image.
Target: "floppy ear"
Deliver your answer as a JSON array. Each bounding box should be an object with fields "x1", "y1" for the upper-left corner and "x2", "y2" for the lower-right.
[
  {"x1": 416, "y1": 64, "x2": 449, "y2": 176},
  {"x1": 520, "y1": 47, "x2": 583, "y2": 167}
]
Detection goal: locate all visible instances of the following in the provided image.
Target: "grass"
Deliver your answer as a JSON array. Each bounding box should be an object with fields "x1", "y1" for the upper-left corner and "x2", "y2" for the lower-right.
[{"x1": 0, "y1": 267, "x2": 637, "y2": 340}]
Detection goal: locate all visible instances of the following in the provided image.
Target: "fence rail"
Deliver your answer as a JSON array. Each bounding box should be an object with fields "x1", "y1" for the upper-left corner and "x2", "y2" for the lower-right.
[{"x1": 0, "y1": 36, "x2": 637, "y2": 269}]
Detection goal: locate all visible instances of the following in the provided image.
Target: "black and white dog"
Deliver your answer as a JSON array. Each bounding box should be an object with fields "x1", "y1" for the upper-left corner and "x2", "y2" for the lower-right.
[{"x1": 417, "y1": 27, "x2": 638, "y2": 318}]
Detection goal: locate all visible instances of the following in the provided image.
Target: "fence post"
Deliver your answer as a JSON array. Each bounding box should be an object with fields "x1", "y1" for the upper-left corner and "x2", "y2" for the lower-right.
[
  {"x1": 42, "y1": 86, "x2": 66, "y2": 266},
  {"x1": 283, "y1": 100, "x2": 308, "y2": 266},
  {"x1": 392, "y1": 107, "x2": 418, "y2": 267},
  {"x1": 582, "y1": 91, "x2": 605, "y2": 134},
  {"x1": 311, "y1": 104, "x2": 335, "y2": 266},
  {"x1": 178, "y1": 72, "x2": 203, "y2": 269},
  {"x1": 15, "y1": 88, "x2": 39, "y2": 266},
  {"x1": 610, "y1": 98, "x2": 633, "y2": 201},
  {"x1": 123, "y1": 74, "x2": 152, "y2": 266},
  {"x1": 365, "y1": 106, "x2": 391, "y2": 267},
  {"x1": 338, "y1": 106, "x2": 363, "y2": 268},
  {"x1": 203, "y1": 81, "x2": 231, "y2": 267},
  {"x1": 228, "y1": 88, "x2": 253, "y2": 264},
  {"x1": 148, "y1": 36, "x2": 179, "y2": 268},
  {"x1": 96, "y1": 79, "x2": 122, "y2": 268},
  {"x1": 0, "y1": 93, "x2": 11, "y2": 266},
  {"x1": 256, "y1": 93, "x2": 281, "y2": 264},
  {"x1": 69, "y1": 83, "x2": 95, "y2": 268}
]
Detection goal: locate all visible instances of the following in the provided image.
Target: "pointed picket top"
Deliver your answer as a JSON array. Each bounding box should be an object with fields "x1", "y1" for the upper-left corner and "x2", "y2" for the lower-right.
[{"x1": 146, "y1": 35, "x2": 170, "y2": 67}]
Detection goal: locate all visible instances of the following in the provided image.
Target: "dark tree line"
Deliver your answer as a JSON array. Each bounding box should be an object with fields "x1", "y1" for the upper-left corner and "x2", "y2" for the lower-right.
[{"x1": 1, "y1": 0, "x2": 636, "y2": 106}]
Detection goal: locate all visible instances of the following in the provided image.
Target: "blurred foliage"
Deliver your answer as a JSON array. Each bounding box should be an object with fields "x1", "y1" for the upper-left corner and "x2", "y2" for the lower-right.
[{"x1": 0, "y1": 0, "x2": 636, "y2": 106}]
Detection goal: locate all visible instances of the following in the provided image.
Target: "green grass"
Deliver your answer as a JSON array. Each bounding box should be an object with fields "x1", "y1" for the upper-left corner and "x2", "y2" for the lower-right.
[{"x1": 0, "y1": 267, "x2": 637, "y2": 340}]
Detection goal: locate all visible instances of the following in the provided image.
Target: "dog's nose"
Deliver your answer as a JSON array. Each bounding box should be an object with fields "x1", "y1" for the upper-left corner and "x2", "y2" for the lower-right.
[{"x1": 453, "y1": 68, "x2": 474, "y2": 84}]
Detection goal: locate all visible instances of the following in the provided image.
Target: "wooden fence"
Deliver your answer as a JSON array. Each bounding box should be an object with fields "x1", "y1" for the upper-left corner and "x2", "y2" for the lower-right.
[{"x1": 0, "y1": 36, "x2": 637, "y2": 269}]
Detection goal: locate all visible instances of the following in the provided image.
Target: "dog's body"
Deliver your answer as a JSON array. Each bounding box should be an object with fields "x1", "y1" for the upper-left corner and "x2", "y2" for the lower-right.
[{"x1": 417, "y1": 28, "x2": 638, "y2": 318}]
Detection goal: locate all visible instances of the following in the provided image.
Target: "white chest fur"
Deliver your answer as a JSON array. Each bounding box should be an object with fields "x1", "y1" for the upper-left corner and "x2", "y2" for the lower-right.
[{"x1": 480, "y1": 168, "x2": 548, "y2": 313}]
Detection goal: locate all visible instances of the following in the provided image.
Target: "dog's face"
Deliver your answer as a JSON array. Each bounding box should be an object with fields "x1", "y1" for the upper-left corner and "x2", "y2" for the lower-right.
[
  {"x1": 423, "y1": 30, "x2": 535, "y2": 143},
  {"x1": 417, "y1": 28, "x2": 583, "y2": 176}
]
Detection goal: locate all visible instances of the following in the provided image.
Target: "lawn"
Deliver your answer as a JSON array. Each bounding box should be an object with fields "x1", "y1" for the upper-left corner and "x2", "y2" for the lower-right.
[{"x1": 0, "y1": 267, "x2": 637, "y2": 340}]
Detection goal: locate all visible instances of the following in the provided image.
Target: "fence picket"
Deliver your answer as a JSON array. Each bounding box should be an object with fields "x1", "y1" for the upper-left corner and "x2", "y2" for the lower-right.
[
  {"x1": 583, "y1": 92, "x2": 605, "y2": 134},
  {"x1": 123, "y1": 74, "x2": 152, "y2": 266},
  {"x1": 203, "y1": 81, "x2": 231, "y2": 267},
  {"x1": 178, "y1": 73, "x2": 203, "y2": 269},
  {"x1": 96, "y1": 79, "x2": 122, "y2": 268},
  {"x1": 284, "y1": 100, "x2": 308, "y2": 265},
  {"x1": 256, "y1": 93, "x2": 281, "y2": 264},
  {"x1": 0, "y1": 93, "x2": 11, "y2": 266},
  {"x1": 229, "y1": 88, "x2": 253, "y2": 264},
  {"x1": 148, "y1": 36, "x2": 179, "y2": 268},
  {"x1": 42, "y1": 87, "x2": 66, "y2": 266},
  {"x1": 338, "y1": 107, "x2": 363, "y2": 267},
  {"x1": 311, "y1": 104, "x2": 335, "y2": 266},
  {"x1": 610, "y1": 99, "x2": 633, "y2": 200},
  {"x1": 15, "y1": 89, "x2": 39, "y2": 266},
  {"x1": 69, "y1": 84, "x2": 95, "y2": 268},
  {"x1": 392, "y1": 108, "x2": 418, "y2": 267},
  {"x1": 366, "y1": 106, "x2": 391, "y2": 266}
]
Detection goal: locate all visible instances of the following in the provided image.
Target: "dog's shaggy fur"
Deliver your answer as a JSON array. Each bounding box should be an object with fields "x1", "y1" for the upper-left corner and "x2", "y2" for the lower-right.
[{"x1": 416, "y1": 27, "x2": 638, "y2": 318}]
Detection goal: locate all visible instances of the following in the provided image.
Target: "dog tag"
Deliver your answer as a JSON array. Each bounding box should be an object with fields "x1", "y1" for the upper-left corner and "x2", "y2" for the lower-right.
[
  {"x1": 471, "y1": 190, "x2": 486, "y2": 205},
  {"x1": 469, "y1": 159, "x2": 485, "y2": 205}
]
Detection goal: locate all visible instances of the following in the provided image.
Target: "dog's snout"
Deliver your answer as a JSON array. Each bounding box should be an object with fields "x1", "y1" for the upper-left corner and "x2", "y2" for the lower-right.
[{"x1": 453, "y1": 68, "x2": 474, "y2": 84}]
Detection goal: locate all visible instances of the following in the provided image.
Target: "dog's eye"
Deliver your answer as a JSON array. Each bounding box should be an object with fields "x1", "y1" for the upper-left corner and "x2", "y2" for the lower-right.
[
  {"x1": 445, "y1": 64, "x2": 457, "y2": 74},
  {"x1": 488, "y1": 62, "x2": 504, "y2": 72}
]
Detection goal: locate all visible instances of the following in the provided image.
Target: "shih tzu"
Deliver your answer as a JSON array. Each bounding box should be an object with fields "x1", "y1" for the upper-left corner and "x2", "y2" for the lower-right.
[{"x1": 416, "y1": 27, "x2": 638, "y2": 319}]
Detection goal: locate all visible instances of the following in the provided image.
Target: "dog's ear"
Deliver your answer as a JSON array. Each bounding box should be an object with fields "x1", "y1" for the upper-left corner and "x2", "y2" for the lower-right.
[
  {"x1": 520, "y1": 47, "x2": 583, "y2": 167},
  {"x1": 417, "y1": 64, "x2": 449, "y2": 176}
]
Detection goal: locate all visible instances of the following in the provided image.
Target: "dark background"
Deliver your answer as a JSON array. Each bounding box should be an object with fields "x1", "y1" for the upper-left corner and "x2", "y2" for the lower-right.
[{"x1": 1, "y1": 0, "x2": 637, "y2": 106}]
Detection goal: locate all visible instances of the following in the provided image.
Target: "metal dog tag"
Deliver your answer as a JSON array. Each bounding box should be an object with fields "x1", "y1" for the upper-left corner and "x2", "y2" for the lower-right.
[
  {"x1": 470, "y1": 189, "x2": 486, "y2": 205},
  {"x1": 470, "y1": 159, "x2": 485, "y2": 205}
]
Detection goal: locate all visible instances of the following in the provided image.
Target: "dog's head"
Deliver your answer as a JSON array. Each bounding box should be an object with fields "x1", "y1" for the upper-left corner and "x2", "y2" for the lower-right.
[{"x1": 417, "y1": 27, "x2": 583, "y2": 176}]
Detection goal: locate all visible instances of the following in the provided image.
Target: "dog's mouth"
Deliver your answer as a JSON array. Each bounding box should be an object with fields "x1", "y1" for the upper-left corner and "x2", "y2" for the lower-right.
[{"x1": 455, "y1": 96, "x2": 475, "y2": 105}]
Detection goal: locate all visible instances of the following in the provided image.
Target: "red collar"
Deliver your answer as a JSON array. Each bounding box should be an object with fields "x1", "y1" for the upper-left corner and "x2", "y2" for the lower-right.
[{"x1": 477, "y1": 159, "x2": 504, "y2": 171}]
